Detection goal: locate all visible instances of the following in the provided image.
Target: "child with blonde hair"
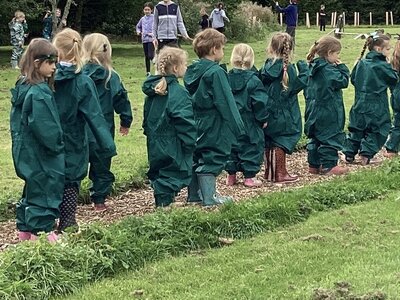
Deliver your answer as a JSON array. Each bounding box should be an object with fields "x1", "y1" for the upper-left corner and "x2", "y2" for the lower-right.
[
  {"x1": 9, "y1": 10, "x2": 26, "y2": 68},
  {"x1": 261, "y1": 32, "x2": 308, "y2": 183},
  {"x1": 10, "y1": 38, "x2": 63, "y2": 242},
  {"x1": 384, "y1": 38, "x2": 400, "y2": 157},
  {"x1": 225, "y1": 43, "x2": 268, "y2": 187},
  {"x1": 53, "y1": 28, "x2": 116, "y2": 231},
  {"x1": 82, "y1": 33, "x2": 133, "y2": 212},
  {"x1": 184, "y1": 28, "x2": 244, "y2": 206},
  {"x1": 343, "y1": 33, "x2": 398, "y2": 165},
  {"x1": 142, "y1": 46, "x2": 196, "y2": 207},
  {"x1": 305, "y1": 36, "x2": 350, "y2": 175}
]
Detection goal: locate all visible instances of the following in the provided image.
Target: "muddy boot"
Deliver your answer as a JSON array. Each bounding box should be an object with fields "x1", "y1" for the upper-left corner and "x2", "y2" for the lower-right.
[
  {"x1": 226, "y1": 173, "x2": 237, "y2": 186},
  {"x1": 243, "y1": 177, "x2": 262, "y2": 187},
  {"x1": 320, "y1": 165, "x2": 349, "y2": 175},
  {"x1": 198, "y1": 174, "x2": 232, "y2": 206},
  {"x1": 263, "y1": 148, "x2": 274, "y2": 181},
  {"x1": 274, "y1": 147, "x2": 298, "y2": 183},
  {"x1": 187, "y1": 172, "x2": 202, "y2": 203}
]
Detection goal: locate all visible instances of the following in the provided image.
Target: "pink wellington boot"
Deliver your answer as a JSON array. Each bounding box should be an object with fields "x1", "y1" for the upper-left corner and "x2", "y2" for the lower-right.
[
  {"x1": 18, "y1": 231, "x2": 31, "y2": 241},
  {"x1": 47, "y1": 232, "x2": 59, "y2": 243},
  {"x1": 243, "y1": 178, "x2": 262, "y2": 187},
  {"x1": 226, "y1": 174, "x2": 237, "y2": 186},
  {"x1": 30, "y1": 234, "x2": 38, "y2": 241}
]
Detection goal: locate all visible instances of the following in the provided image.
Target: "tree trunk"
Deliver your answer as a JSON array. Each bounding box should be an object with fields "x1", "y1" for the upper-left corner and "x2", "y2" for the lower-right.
[{"x1": 74, "y1": 0, "x2": 84, "y2": 32}]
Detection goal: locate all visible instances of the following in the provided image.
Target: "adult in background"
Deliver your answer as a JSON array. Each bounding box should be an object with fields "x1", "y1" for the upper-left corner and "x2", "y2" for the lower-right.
[
  {"x1": 275, "y1": 0, "x2": 298, "y2": 46},
  {"x1": 43, "y1": 8, "x2": 66, "y2": 40},
  {"x1": 209, "y1": 2, "x2": 230, "y2": 33},
  {"x1": 199, "y1": 7, "x2": 211, "y2": 30},
  {"x1": 319, "y1": 4, "x2": 326, "y2": 31},
  {"x1": 153, "y1": 0, "x2": 191, "y2": 51}
]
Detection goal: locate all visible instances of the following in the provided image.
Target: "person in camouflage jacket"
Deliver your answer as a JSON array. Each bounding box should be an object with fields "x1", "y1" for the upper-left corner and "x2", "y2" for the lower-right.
[{"x1": 9, "y1": 11, "x2": 26, "y2": 69}]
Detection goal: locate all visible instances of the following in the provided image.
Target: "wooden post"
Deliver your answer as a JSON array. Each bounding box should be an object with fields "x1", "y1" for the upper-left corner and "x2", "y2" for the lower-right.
[
  {"x1": 386, "y1": 11, "x2": 389, "y2": 26},
  {"x1": 306, "y1": 12, "x2": 310, "y2": 28},
  {"x1": 354, "y1": 12, "x2": 357, "y2": 26},
  {"x1": 390, "y1": 11, "x2": 394, "y2": 26},
  {"x1": 369, "y1": 12, "x2": 372, "y2": 26},
  {"x1": 357, "y1": 12, "x2": 360, "y2": 26},
  {"x1": 316, "y1": 12, "x2": 319, "y2": 26},
  {"x1": 343, "y1": 12, "x2": 346, "y2": 26},
  {"x1": 331, "y1": 12, "x2": 335, "y2": 27},
  {"x1": 280, "y1": 13, "x2": 283, "y2": 26},
  {"x1": 333, "y1": 12, "x2": 337, "y2": 27}
]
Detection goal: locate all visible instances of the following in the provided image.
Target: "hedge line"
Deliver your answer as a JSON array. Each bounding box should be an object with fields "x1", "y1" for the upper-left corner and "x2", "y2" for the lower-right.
[{"x1": 1, "y1": 160, "x2": 399, "y2": 299}]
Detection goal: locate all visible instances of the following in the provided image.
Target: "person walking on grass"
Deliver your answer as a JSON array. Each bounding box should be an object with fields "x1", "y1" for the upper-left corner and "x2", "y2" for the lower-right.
[
  {"x1": 319, "y1": 4, "x2": 326, "y2": 32},
  {"x1": 82, "y1": 33, "x2": 133, "y2": 212},
  {"x1": 136, "y1": 2, "x2": 155, "y2": 76},
  {"x1": 225, "y1": 43, "x2": 269, "y2": 187},
  {"x1": 53, "y1": 28, "x2": 116, "y2": 232},
  {"x1": 260, "y1": 32, "x2": 308, "y2": 184},
  {"x1": 10, "y1": 38, "x2": 64, "y2": 243},
  {"x1": 9, "y1": 11, "x2": 26, "y2": 69},
  {"x1": 153, "y1": 0, "x2": 191, "y2": 51},
  {"x1": 184, "y1": 28, "x2": 245, "y2": 206},
  {"x1": 384, "y1": 38, "x2": 400, "y2": 158},
  {"x1": 275, "y1": 0, "x2": 298, "y2": 47},
  {"x1": 305, "y1": 36, "x2": 350, "y2": 176},
  {"x1": 343, "y1": 34, "x2": 398, "y2": 166},
  {"x1": 142, "y1": 47, "x2": 197, "y2": 208},
  {"x1": 209, "y1": 2, "x2": 230, "y2": 33}
]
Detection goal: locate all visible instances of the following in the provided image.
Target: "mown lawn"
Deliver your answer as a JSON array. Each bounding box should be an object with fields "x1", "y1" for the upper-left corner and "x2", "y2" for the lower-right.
[
  {"x1": 0, "y1": 26, "x2": 399, "y2": 220},
  {"x1": 60, "y1": 192, "x2": 400, "y2": 300}
]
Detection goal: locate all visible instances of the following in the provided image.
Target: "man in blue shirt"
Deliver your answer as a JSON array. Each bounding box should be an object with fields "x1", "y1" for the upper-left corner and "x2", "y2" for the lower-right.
[{"x1": 275, "y1": 0, "x2": 298, "y2": 47}]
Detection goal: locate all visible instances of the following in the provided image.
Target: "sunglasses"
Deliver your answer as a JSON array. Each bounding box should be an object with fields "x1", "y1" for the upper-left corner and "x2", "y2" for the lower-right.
[{"x1": 34, "y1": 54, "x2": 58, "y2": 63}]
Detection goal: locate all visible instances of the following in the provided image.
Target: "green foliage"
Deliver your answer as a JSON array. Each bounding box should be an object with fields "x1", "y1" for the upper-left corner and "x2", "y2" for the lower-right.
[{"x1": 1, "y1": 160, "x2": 400, "y2": 299}]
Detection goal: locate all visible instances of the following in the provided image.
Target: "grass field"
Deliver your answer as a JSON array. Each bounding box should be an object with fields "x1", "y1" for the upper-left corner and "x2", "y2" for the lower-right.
[
  {"x1": 0, "y1": 26, "x2": 399, "y2": 220},
  {"x1": 60, "y1": 193, "x2": 400, "y2": 300}
]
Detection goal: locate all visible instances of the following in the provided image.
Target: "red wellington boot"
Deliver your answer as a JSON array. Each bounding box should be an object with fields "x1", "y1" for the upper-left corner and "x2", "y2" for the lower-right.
[
  {"x1": 274, "y1": 147, "x2": 299, "y2": 183},
  {"x1": 263, "y1": 148, "x2": 273, "y2": 181}
]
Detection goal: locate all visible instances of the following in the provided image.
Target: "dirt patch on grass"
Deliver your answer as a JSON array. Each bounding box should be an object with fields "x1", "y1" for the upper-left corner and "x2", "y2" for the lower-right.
[
  {"x1": 312, "y1": 281, "x2": 386, "y2": 299},
  {"x1": 0, "y1": 150, "x2": 383, "y2": 248}
]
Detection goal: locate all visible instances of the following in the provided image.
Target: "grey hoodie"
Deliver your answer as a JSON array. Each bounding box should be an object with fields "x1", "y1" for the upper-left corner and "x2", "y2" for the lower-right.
[{"x1": 153, "y1": 1, "x2": 188, "y2": 40}]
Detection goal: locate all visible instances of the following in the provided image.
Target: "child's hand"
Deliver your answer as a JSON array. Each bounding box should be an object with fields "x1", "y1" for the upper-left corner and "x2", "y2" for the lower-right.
[
  {"x1": 335, "y1": 59, "x2": 342, "y2": 65},
  {"x1": 183, "y1": 36, "x2": 193, "y2": 42},
  {"x1": 137, "y1": 31, "x2": 141, "y2": 36},
  {"x1": 262, "y1": 122, "x2": 268, "y2": 129},
  {"x1": 120, "y1": 126, "x2": 130, "y2": 136},
  {"x1": 153, "y1": 39, "x2": 159, "y2": 48}
]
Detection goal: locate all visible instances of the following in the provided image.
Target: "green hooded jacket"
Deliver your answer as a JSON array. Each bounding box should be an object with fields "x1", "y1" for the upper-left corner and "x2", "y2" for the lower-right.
[
  {"x1": 54, "y1": 64, "x2": 116, "y2": 185},
  {"x1": 305, "y1": 58, "x2": 350, "y2": 140},
  {"x1": 348, "y1": 51, "x2": 399, "y2": 139},
  {"x1": 10, "y1": 80, "x2": 65, "y2": 232},
  {"x1": 260, "y1": 58, "x2": 308, "y2": 153},
  {"x1": 228, "y1": 68, "x2": 268, "y2": 144},
  {"x1": 142, "y1": 75, "x2": 197, "y2": 191},
  {"x1": 83, "y1": 64, "x2": 133, "y2": 142},
  {"x1": 184, "y1": 59, "x2": 245, "y2": 174}
]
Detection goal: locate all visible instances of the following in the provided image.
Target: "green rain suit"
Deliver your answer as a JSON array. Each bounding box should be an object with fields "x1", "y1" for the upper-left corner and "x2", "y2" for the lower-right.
[
  {"x1": 54, "y1": 64, "x2": 117, "y2": 187},
  {"x1": 184, "y1": 59, "x2": 245, "y2": 176},
  {"x1": 142, "y1": 75, "x2": 197, "y2": 206},
  {"x1": 343, "y1": 51, "x2": 398, "y2": 159},
  {"x1": 385, "y1": 72, "x2": 400, "y2": 152},
  {"x1": 83, "y1": 64, "x2": 133, "y2": 204},
  {"x1": 260, "y1": 59, "x2": 309, "y2": 154},
  {"x1": 10, "y1": 81, "x2": 65, "y2": 234},
  {"x1": 304, "y1": 58, "x2": 350, "y2": 169},
  {"x1": 225, "y1": 68, "x2": 269, "y2": 178}
]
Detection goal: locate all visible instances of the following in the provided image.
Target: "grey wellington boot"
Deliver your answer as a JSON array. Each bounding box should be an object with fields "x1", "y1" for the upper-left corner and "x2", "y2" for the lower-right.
[
  {"x1": 187, "y1": 172, "x2": 202, "y2": 203},
  {"x1": 197, "y1": 174, "x2": 232, "y2": 206}
]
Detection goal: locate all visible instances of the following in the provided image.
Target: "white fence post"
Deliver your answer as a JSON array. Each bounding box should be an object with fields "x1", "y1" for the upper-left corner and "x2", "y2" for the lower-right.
[
  {"x1": 390, "y1": 11, "x2": 394, "y2": 26},
  {"x1": 280, "y1": 13, "x2": 283, "y2": 26},
  {"x1": 316, "y1": 12, "x2": 319, "y2": 26},
  {"x1": 369, "y1": 12, "x2": 372, "y2": 26},
  {"x1": 306, "y1": 12, "x2": 310, "y2": 28},
  {"x1": 386, "y1": 11, "x2": 389, "y2": 26}
]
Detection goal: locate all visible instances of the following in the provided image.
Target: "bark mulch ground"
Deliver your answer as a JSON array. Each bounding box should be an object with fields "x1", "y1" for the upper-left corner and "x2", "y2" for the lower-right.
[{"x1": 0, "y1": 150, "x2": 384, "y2": 249}]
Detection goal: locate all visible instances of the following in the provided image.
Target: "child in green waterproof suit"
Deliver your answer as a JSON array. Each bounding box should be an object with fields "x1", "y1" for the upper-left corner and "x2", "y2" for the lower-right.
[
  {"x1": 384, "y1": 38, "x2": 400, "y2": 158},
  {"x1": 184, "y1": 28, "x2": 245, "y2": 206},
  {"x1": 53, "y1": 29, "x2": 116, "y2": 231},
  {"x1": 305, "y1": 36, "x2": 350, "y2": 176},
  {"x1": 11, "y1": 38, "x2": 63, "y2": 242},
  {"x1": 225, "y1": 43, "x2": 269, "y2": 187},
  {"x1": 82, "y1": 33, "x2": 133, "y2": 212},
  {"x1": 343, "y1": 34, "x2": 398, "y2": 165},
  {"x1": 260, "y1": 32, "x2": 308, "y2": 184},
  {"x1": 142, "y1": 47, "x2": 197, "y2": 207}
]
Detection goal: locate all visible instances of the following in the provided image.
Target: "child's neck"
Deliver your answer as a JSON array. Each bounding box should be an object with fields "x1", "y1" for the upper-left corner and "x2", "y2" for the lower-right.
[{"x1": 203, "y1": 55, "x2": 218, "y2": 62}]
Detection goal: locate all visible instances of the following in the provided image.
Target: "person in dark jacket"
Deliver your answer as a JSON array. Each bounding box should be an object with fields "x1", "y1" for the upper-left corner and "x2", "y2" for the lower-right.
[
  {"x1": 53, "y1": 28, "x2": 116, "y2": 232},
  {"x1": 343, "y1": 34, "x2": 398, "y2": 165},
  {"x1": 260, "y1": 32, "x2": 308, "y2": 183},
  {"x1": 199, "y1": 7, "x2": 210, "y2": 30},
  {"x1": 305, "y1": 36, "x2": 350, "y2": 175},
  {"x1": 275, "y1": 0, "x2": 298, "y2": 46},
  {"x1": 11, "y1": 38, "x2": 63, "y2": 242},
  {"x1": 142, "y1": 47, "x2": 196, "y2": 207},
  {"x1": 319, "y1": 4, "x2": 326, "y2": 31},
  {"x1": 184, "y1": 29, "x2": 245, "y2": 206},
  {"x1": 225, "y1": 43, "x2": 268, "y2": 187},
  {"x1": 82, "y1": 33, "x2": 133, "y2": 212}
]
